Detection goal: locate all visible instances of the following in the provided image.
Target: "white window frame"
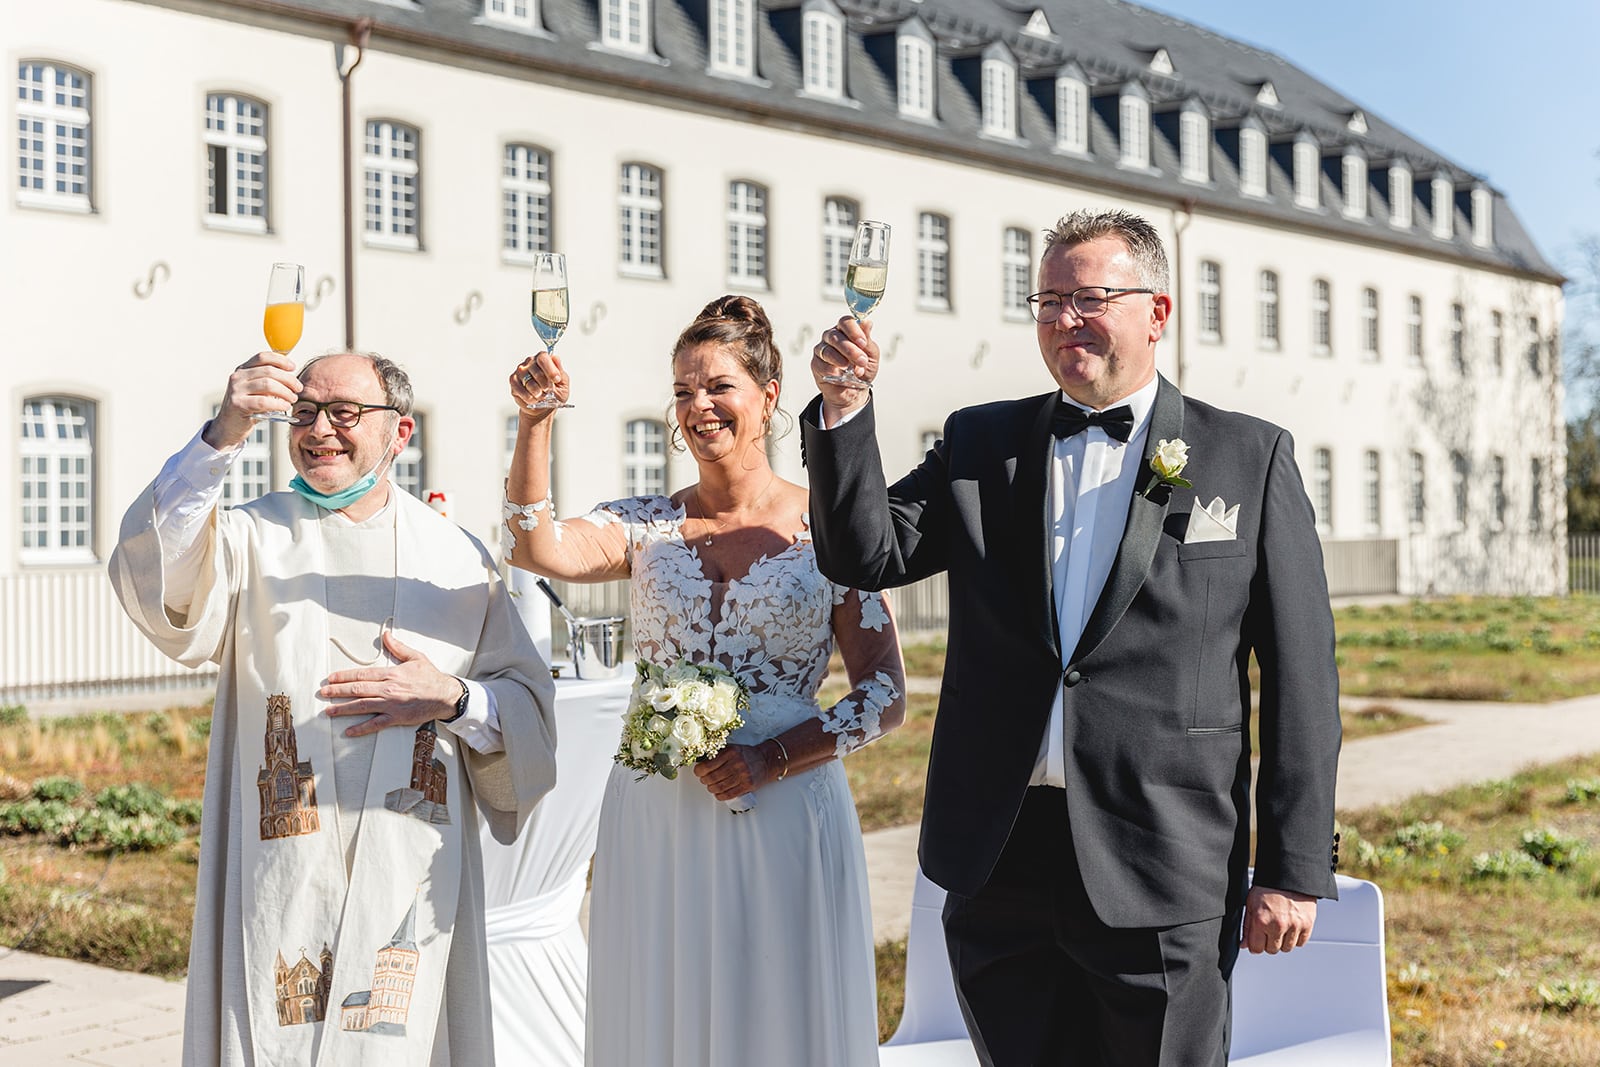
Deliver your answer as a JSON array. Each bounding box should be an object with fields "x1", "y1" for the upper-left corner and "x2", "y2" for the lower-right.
[
  {"x1": 1257, "y1": 269, "x2": 1279, "y2": 349},
  {"x1": 1312, "y1": 447, "x2": 1333, "y2": 535},
  {"x1": 1488, "y1": 454, "x2": 1506, "y2": 529},
  {"x1": 1525, "y1": 316, "x2": 1541, "y2": 376},
  {"x1": 1431, "y1": 174, "x2": 1454, "y2": 239},
  {"x1": 1239, "y1": 123, "x2": 1267, "y2": 198},
  {"x1": 484, "y1": 0, "x2": 537, "y2": 29},
  {"x1": 213, "y1": 404, "x2": 273, "y2": 505},
  {"x1": 1406, "y1": 294, "x2": 1423, "y2": 366},
  {"x1": 1451, "y1": 451, "x2": 1469, "y2": 530},
  {"x1": 1002, "y1": 226, "x2": 1031, "y2": 321},
  {"x1": 981, "y1": 49, "x2": 1017, "y2": 139},
  {"x1": 710, "y1": 0, "x2": 754, "y2": 77},
  {"x1": 1360, "y1": 287, "x2": 1379, "y2": 361},
  {"x1": 601, "y1": 0, "x2": 650, "y2": 55},
  {"x1": 393, "y1": 412, "x2": 425, "y2": 499},
  {"x1": 1489, "y1": 310, "x2": 1504, "y2": 374},
  {"x1": 624, "y1": 419, "x2": 668, "y2": 497},
  {"x1": 203, "y1": 92, "x2": 268, "y2": 233},
  {"x1": 618, "y1": 162, "x2": 664, "y2": 278},
  {"x1": 802, "y1": 2, "x2": 844, "y2": 99},
  {"x1": 1363, "y1": 449, "x2": 1381, "y2": 534},
  {"x1": 19, "y1": 397, "x2": 96, "y2": 564},
  {"x1": 1197, "y1": 260, "x2": 1221, "y2": 343},
  {"x1": 897, "y1": 33, "x2": 933, "y2": 119},
  {"x1": 363, "y1": 119, "x2": 420, "y2": 251},
  {"x1": 917, "y1": 211, "x2": 951, "y2": 312},
  {"x1": 1341, "y1": 151, "x2": 1366, "y2": 219},
  {"x1": 1450, "y1": 303, "x2": 1466, "y2": 374},
  {"x1": 821, "y1": 195, "x2": 857, "y2": 297},
  {"x1": 16, "y1": 61, "x2": 92, "y2": 212},
  {"x1": 1311, "y1": 278, "x2": 1332, "y2": 357},
  {"x1": 502, "y1": 143, "x2": 552, "y2": 263},
  {"x1": 1471, "y1": 186, "x2": 1493, "y2": 247},
  {"x1": 1408, "y1": 451, "x2": 1426, "y2": 529},
  {"x1": 1055, "y1": 71, "x2": 1088, "y2": 154},
  {"x1": 1529, "y1": 458, "x2": 1544, "y2": 532},
  {"x1": 1179, "y1": 107, "x2": 1209, "y2": 182},
  {"x1": 1388, "y1": 164, "x2": 1412, "y2": 228},
  {"x1": 1293, "y1": 136, "x2": 1319, "y2": 209},
  {"x1": 1118, "y1": 88, "x2": 1150, "y2": 169},
  {"x1": 726, "y1": 179, "x2": 768, "y2": 288}
]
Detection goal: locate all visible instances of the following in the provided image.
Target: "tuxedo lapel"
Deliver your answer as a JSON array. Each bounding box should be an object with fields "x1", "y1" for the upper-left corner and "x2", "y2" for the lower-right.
[
  {"x1": 1014, "y1": 393, "x2": 1060, "y2": 656},
  {"x1": 1071, "y1": 376, "x2": 1184, "y2": 663}
]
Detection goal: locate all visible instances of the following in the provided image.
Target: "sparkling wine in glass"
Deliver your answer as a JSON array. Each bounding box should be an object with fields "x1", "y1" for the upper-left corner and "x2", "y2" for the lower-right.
[
  {"x1": 828, "y1": 221, "x2": 891, "y2": 386},
  {"x1": 527, "y1": 252, "x2": 573, "y2": 410},
  {"x1": 255, "y1": 262, "x2": 305, "y2": 422}
]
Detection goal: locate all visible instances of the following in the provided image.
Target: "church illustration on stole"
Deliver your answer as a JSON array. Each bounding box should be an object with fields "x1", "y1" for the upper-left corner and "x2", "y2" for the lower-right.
[
  {"x1": 383, "y1": 721, "x2": 450, "y2": 824},
  {"x1": 258, "y1": 693, "x2": 320, "y2": 840},
  {"x1": 274, "y1": 944, "x2": 334, "y2": 1025},
  {"x1": 340, "y1": 897, "x2": 421, "y2": 1036}
]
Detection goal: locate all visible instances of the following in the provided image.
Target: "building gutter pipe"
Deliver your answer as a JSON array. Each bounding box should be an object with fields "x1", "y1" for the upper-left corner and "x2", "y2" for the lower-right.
[{"x1": 340, "y1": 18, "x2": 373, "y2": 351}]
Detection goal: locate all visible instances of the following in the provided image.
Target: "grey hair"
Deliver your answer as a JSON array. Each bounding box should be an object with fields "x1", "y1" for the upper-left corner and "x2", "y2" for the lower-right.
[
  {"x1": 299, "y1": 351, "x2": 414, "y2": 415},
  {"x1": 1041, "y1": 209, "x2": 1171, "y2": 294}
]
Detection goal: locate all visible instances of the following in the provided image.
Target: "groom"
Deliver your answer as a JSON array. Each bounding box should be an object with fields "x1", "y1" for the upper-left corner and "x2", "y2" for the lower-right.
[{"x1": 802, "y1": 209, "x2": 1341, "y2": 1066}]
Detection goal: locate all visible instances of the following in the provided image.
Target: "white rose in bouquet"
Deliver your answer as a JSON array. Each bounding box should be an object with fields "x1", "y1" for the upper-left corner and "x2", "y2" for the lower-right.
[
  {"x1": 665, "y1": 660, "x2": 700, "y2": 686},
  {"x1": 677, "y1": 683, "x2": 709, "y2": 714},
  {"x1": 649, "y1": 686, "x2": 680, "y2": 713},
  {"x1": 703, "y1": 678, "x2": 741, "y2": 730},
  {"x1": 647, "y1": 714, "x2": 672, "y2": 737},
  {"x1": 670, "y1": 714, "x2": 706, "y2": 752}
]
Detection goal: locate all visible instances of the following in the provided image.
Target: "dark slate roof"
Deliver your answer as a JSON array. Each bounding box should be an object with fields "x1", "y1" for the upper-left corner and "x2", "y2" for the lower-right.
[{"x1": 220, "y1": 0, "x2": 1559, "y2": 281}]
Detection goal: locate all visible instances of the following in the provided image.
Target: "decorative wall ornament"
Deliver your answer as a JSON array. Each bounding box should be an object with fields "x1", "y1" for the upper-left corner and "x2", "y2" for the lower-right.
[
  {"x1": 132, "y1": 261, "x2": 170, "y2": 300},
  {"x1": 453, "y1": 291, "x2": 483, "y2": 325},
  {"x1": 883, "y1": 333, "x2": 903, "y2": 361},
  {"x1": 971, "y1": 340, "x2": 989, "y2": 368},
  {"x1": 579, "y1": 301, "x2": 607, "y2": 335},
  {"x1": 306, "y1": 275, "x2": 336, "y2": 311}
]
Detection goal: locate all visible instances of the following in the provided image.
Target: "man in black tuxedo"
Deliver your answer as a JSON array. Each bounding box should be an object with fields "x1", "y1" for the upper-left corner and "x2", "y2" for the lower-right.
[{"x1": 802, "y1": 209, "x2": 1340, "y2": 1066}]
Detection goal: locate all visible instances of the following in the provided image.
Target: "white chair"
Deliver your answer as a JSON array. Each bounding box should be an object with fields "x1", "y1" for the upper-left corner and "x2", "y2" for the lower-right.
[{"x1": 878, "y1": 868, "x2": 1390, "y2": 1066}]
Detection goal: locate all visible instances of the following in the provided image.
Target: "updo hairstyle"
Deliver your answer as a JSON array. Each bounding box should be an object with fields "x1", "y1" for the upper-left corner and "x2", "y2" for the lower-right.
[{"x1": 668, "y1": 295, "x2": 791, "y2": 446}]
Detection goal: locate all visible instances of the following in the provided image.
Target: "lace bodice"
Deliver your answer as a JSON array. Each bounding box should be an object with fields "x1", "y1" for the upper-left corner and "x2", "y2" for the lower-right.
[{"x1": 580, "y1": 496, "x2": 897, "y2": 753}]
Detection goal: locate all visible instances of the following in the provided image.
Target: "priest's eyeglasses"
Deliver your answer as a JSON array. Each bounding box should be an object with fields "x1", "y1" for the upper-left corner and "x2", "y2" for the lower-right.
[
  {"x1": 1027, "y1": 286, "x2": 1156, "y2": 324},
  {"x1": 287, "y1": 400, "x2": 402, "y2": 428}
]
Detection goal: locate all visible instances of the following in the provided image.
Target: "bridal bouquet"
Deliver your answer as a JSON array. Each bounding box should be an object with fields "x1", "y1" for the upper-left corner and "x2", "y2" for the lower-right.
[{"x1": 616, "y1": 657, "x2": 753, "y2": 810}]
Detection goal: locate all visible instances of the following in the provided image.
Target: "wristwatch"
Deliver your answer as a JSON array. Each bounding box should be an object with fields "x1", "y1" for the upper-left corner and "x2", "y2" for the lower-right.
[{"x1": 444, "y1": 676, "x2": 470, "y2": 724}]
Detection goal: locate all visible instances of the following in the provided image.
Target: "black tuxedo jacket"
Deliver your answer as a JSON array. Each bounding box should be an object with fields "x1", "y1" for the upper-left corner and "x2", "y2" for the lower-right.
[{"x1": 802, "y1": 375, "x2": 1341, "y2": 928}]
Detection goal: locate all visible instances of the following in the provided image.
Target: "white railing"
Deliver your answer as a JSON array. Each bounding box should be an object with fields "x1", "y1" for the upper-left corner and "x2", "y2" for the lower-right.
[{"x1": 0, "y1": 567, "x2": 217, "y2": 705}]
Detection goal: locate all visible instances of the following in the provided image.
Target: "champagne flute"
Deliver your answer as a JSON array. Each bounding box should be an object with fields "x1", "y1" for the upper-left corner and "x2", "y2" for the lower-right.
[
  {"x1": 255, "y1": 262, "x2": 305, "y2": 422},
  {"x1": 527, "y1": 252, "x2": 573, "y2": 409},
  {"x1": 827, "y1": 221, "x2": 891, "y2": 385}
]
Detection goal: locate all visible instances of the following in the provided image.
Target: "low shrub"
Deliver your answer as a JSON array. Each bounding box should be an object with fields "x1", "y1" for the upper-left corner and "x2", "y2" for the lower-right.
[
  {"x1": 1390, "y1": 820, "x2": 1466, "y2": 856},
  {"x1": 94, "y1": 783, "x2": 171, "y2": 820},
  {"x1": 31, "y1": 775, "x2": 86, "y2": 803},
  {"x1": 0, "y1": 799, "x2": 80, "y2": 837},
  {"x1": 1566, "y1": 777, "x2": 1600, "y2": 803},
  {"x1": 1537, "y1": 978, "x2": 1600, "y2": 1014},
  {"x1": 1520, "y1": 827, "x2": 1585, "y2": 871},
  {"x1": 63, "y1": 810, "x2": 184, "y2": 851},
  {"x1": 1471, "y1": 849, "x2": 1545, "y2": 880}
]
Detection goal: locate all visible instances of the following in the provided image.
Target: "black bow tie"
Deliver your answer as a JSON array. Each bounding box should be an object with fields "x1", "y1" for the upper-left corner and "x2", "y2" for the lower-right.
[{"x1": 1051, "y1": 400, "x2": 1134, "y2": 443}]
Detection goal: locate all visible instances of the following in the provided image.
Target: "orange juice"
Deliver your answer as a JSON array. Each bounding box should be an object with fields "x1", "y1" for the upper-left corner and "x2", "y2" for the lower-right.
[{"x1": 263, "y1": 301, "x2": 304, "y2": 354}]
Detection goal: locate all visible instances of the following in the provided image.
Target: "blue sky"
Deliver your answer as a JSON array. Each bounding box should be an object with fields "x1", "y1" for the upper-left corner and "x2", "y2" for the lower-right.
[{"x1": 1140, "y1": 0, "x2": 1600, "y2": 280}]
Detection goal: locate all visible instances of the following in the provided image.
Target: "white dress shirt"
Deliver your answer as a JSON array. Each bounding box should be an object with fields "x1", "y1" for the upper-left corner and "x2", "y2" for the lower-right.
[
  {"x1": 1029, "y1": 377, "x2": 1159, "y2": 787},
  {"x1": 149, "y1": 428, "x2": 503, "y2": 751}
]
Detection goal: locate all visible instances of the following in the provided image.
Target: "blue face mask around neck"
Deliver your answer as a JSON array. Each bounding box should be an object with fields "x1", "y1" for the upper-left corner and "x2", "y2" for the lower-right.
[{"x1": 289, "y1": 458, "x2": 389, "y2": 511}]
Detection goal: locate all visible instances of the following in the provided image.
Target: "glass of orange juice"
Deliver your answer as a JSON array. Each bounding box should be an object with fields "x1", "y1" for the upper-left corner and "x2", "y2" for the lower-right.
[{"x1": 255, "y1": 262, "x2": 305, "y2": 422}]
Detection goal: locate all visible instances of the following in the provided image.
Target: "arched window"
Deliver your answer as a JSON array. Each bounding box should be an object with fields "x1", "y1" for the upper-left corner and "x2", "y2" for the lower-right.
[
  {"x1": 1055, "y1": 72, "x2": 1087, "y2": 153},
  {"x1": 19, "y1": 397, "x2": 96, "y2": 563},
  {"x1": 821, "y1": 196, "x2": 858, "y2": 296},
  {"x1": 619, "y1": 162, "x2": 664, "y2": 277},
  {"x1": 1341, "y1": 151, "x2": 1367, "y2": 219},
  {"x1": 1118, "y1": 88, "x2": 1150, "y2": 168},
  {"x1": 1002, "y1": 227, "x2": 1031, "y2": 320},
  {"x1": 1311, "y1": 448, "x2": 1333, "y2": 534},
  {"x1": 981, "y1": 47, "x2": 1016, "y2": 138},
  {"x1": 1239, "y1": 123, "x2": 1266, "y2": 198},
  {"x1": 726, "y1": 180, "x2": 768, "y2": 287},
  {"x1": 204, "y1": 93, "x2": 268, "y2": 231},
  {"x1": 602, "y1": 0, "x2": 650, "y2": 54},
  {"x1": 1179, "y1": 107, "x2": 1209, "y2": 182},
  {"x1": 393, "y1": 413, "x2": 425, "y2": 498},
  {"x1": 1197, "y1": 260, "x2": 1221, "y2": 342},
  {"x1": 897, "y1": 26, "x2": 933, "y2": 119},
  {"x1": 1293, "y1": 136, "x2": 1319, "y2": 208},
  {"x1": 1311, "y1": 278, "x2": 1332, "y2": 357},
  {"x1": 1360, "y1": 287, "x2": 1379, "y2": 361},
  {"x1": 802, "y1": 1, "x2": 844, "y2": 98},
  {"x1": 213, "y1": 404, "x2": 272, "y2": 505},
  {"x1": 363, "y1": 120, "x2": 420, "y2": 249},
  {"x1": 502, "y1": 143, "x2": 552, "y2": 260},
  {"x1": 917, "y1": 212, "x2": 951, "y2": 311},
  {"x1": 710, "y1": 0, "x2": 754, "y2": 76},
  {"x1": 624, "y1": 419, "x2": 667, "y2": 497},
  {"x1": 17, "y1": 61, "x2": 92, "y2": 210},
  {"x1": 1388, "y1": 164, "x2": 1412, "y2": 228},
  {"x1": 1257, "y1": 270, "x2": 1279, "y2": 349}
]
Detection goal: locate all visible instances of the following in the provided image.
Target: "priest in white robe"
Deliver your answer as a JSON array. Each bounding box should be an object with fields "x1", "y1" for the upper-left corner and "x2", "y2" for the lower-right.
[{"x1": 110, "y1": 350, "x2": 558, "y2": 1067}]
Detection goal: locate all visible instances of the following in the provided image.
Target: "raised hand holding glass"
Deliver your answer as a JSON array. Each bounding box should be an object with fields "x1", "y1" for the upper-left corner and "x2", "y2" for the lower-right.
[
  {"x1": 827, "y1": 221, "x2": 890, "y2": 386},
  {"x1": 254, "y1": 262, "x2": 305, "y2": 422}
]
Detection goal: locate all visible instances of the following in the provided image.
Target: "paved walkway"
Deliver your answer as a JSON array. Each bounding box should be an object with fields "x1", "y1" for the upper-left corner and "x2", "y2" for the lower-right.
[{"x1": 8, "y1": 691, "x2": 1600, "y2": 1063}]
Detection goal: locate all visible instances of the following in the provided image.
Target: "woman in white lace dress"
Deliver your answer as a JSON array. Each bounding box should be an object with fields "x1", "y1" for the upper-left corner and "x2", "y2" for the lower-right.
[{"x1": 502, "y1": 295, "x2": 906, "y2": 1067}]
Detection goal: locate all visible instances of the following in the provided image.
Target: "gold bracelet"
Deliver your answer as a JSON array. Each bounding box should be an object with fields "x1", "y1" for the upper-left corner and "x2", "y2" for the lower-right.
[{"x1": 770, "y1": 737, "x2": 790, "y2": 780}]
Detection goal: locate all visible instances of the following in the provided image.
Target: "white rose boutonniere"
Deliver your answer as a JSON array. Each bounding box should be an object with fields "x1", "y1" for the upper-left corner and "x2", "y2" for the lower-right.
[{"x1": 1143, "y1": 438, "x2": 1193, "y2": 497}]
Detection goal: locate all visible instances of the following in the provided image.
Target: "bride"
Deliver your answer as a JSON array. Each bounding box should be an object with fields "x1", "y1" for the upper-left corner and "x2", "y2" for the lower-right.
[{"x1": 502, "y1": 295, "x2": 906, "y2": 1066}]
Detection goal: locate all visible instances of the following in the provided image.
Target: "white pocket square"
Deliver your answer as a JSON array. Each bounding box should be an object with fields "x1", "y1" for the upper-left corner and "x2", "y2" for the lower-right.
[{"x1": 1184, "y1": 496, "x2": 1240, "y2": 543}]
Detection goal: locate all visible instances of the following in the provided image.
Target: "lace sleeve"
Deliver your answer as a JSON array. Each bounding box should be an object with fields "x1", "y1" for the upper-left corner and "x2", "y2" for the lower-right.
[{"x1": 820, "y1": 589, "x2": 905, "y2": 758}]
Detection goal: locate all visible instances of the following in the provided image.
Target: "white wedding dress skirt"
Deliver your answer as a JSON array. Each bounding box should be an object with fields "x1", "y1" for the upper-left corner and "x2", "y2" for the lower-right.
[{"x1": 581, "y1": 497, "x2": 882, "y2": 1067}]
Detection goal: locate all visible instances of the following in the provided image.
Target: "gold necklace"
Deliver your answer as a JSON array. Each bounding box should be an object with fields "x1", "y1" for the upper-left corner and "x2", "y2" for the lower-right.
[{"x1": 693, "y1": 474, "x2": 777, "y2": 547}]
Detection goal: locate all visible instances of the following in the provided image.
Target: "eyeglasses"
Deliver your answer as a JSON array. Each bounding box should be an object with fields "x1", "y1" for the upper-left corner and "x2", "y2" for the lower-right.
[
  {"x1": 287, "y1": 400, "x2": 401, "y2": 428},
  {"x1": 1026, "y1": 286, "x2": 1156, "y2": 324}
]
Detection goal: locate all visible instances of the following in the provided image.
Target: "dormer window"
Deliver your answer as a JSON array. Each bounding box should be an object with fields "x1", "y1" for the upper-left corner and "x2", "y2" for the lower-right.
[
  {"x1": 1471, "y1": 185, "x2": 1493, "y2": 247},
  {"x1": 1388, "y1": 163, "x2": 1413, "y2": 228},
  {"x1": 1431, "y1": 173, "x2": 1454, "y2": 239},
  {"x1": 601, "y1": 0, "x2": 649, "y2": 54},
  {"x1": 484, "y1": 0, "x2": 537, "y2": 29},
  {"x1": 1179, "y1": 104, "x2": 1209, "y2": 182},
  {"x1": 980, "y1": 44, "x2": 1017, "y2": 139},
  {"x1": 1293, "y1": 135, "x2": 1319, "y2": 209},
  {"x1": 1054, "y1": 67, "x2": 1088, "y2": 154},
  {"x1": 897, "y1": 21, "x2": 934, "y2": 120},
  {"x1": 710, "y1": 0, "x2": 755, "y2": 77},
  {"x1": 802, "y1": 0, "x2": 844, "y2": 99},
  {"x1": 1118, "y1": 85, "x2": 1150, "y2": 169},
  {"x1": 1239, "y1": 120, "x2": 1266, "y2": 198},
  {"x1": 1148, "y1": 48, "x2": 1175, "y2": 76},
  {"x1": 1341, "y1": 149, "x2": 1366, "y2": 219}
]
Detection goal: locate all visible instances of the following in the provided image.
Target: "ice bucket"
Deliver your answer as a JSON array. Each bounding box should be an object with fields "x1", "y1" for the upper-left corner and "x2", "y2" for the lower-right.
[{"x1": 570, "y1": 616, "x2": 628, "y2": 679}]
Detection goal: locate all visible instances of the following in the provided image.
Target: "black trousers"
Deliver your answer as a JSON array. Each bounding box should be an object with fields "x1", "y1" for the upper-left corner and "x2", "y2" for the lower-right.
[{"x1": 942, "y1": 787, "x2": 1240, "y2": 1067}]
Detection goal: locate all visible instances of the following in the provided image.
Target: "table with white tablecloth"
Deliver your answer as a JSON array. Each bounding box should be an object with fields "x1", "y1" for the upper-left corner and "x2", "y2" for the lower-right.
[{"x1": 480, "y1": 671, "x2": 632, "y2": 1067}]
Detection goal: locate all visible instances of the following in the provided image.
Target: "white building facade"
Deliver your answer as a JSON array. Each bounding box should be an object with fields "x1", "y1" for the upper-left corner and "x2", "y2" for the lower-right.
[{"x1": 1, "y1": 0, "x2": 1565, "y2": 699}]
